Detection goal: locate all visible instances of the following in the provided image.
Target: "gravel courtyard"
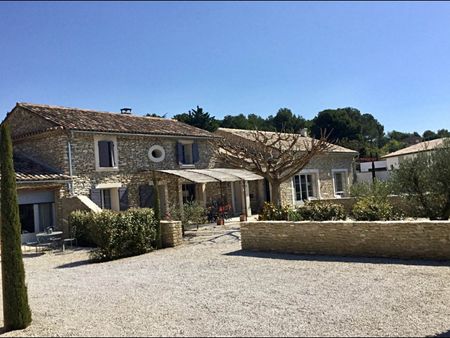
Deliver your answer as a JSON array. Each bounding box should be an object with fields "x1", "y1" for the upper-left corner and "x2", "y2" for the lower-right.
[{"x1": 1, "y1": 224, "x2": 450, "y2": 337}]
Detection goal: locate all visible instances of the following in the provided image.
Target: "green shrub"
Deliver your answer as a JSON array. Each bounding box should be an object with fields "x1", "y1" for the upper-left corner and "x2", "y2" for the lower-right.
[
  {"x1": 350, "y1": 180, "x2": 393, "y2": 199},
  {"x1": 258, "y1": 202, "x2": 291, "y2": 221},
  {"x1": 69, "y1": 210, "x2": 95, "y2": 247},
  {"x1": 258, "y1": 201, "x2": 346, "y2": 221},
  {"x1": 69, "y1": 208, "x2": 157, "y2": 262},
  {"x1": 352, "y1": 196, "x2": 403, "y2": 221},
  {"x1": 298, "y1": 202, "x2": 347, "y2": 221},
  {"x1": 168, "y1": 201, "x2": 208, "y2": 232}
]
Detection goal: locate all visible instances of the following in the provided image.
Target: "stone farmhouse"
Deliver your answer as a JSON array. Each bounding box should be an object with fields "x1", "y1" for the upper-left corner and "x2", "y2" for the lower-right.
[
  {"x1": 215, "y1": 128, "x2": 358, "y2": 207},
  {"x1": 2, "y1": 103, "x2": 357, "y2": 243}
]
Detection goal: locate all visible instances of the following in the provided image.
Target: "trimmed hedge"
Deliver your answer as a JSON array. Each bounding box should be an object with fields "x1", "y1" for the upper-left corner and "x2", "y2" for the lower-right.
[
  {"x1": 259, "y1": 201, "x2": 346, "y2": 221},
  {"x1": 69, "y1": 208, "x2": 158, "y2": 262}
]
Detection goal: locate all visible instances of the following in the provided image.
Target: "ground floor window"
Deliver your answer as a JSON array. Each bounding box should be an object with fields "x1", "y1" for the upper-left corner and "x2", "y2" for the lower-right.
[
  {"x1": 182, "y1": 184, "x2": 196, "y2": 204},
  {"x1": 101, "y1": 189, "x2": 112, "y2": 209},
  {"x1": 332, "y1": 170, "x2": 347, "y2": 197},
  {"x1": 293, "y1": 174, "x2": 316, "y2": 201},
  {"x1": 18, "y1": 202, "x2": 55, "y2": 234},
  {"x1": 38, "y1": 203, "x2": 54, "y2": 232},
  {"x1": 19, "y1": 204, "x2": 35, "y2": 234}
]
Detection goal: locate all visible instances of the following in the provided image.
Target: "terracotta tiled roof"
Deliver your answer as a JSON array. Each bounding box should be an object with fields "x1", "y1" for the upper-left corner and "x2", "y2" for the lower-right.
[
  {"x1": 215, "y1": 128, "x2": 358, "y2": 154},
  {"x1": 9, "y1": 153, "x2": 70, "y2": 182},
  {"x1": 381, "y1": 138, "x2": 448, "y2": 159},
  {"x1": 16, "y1": 103, "x2": 214, "y2": 138}
]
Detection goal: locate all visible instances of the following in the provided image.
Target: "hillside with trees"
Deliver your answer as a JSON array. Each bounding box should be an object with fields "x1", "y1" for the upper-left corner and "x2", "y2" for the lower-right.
[{"x1": 168, "y1": 106, "x2": 449, "y2": 158}]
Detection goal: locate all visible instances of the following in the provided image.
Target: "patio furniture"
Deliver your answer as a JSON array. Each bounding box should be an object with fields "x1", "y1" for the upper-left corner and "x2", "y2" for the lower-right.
[
  {"x1": 62, "y1": 238, "x2": 76, "y2": 252},
  {"x1": 36, "y1": 231, "x2": 63, "y2": 252}
]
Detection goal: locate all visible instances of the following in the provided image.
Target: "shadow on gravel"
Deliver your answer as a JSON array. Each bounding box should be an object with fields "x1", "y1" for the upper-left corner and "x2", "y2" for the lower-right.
[
  {"x1": 55, "y1": 259, "x2": 93, "y2": 269},
  {"x1": 225, "y1": 250, "x2": 450, "y2": 267},
  {"x1": 430, "y1": 329, "x2": 450, "y2": 337},
  {"x1": 22, "y1": 252, "x2": 45, "y2": 259}
]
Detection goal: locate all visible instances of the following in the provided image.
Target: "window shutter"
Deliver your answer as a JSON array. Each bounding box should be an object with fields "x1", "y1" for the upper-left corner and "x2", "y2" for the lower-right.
[
  {"x1": 176, "y1": 142, "x2": 184, "y2": 164},
  {"x1": 139, "y1": 184, "x2": 155, "y2": 208},
  {"x1": 90, "y1": 189, "x2": 102, "y2": 207},
  {"x1": 192, "y1": 142, "x2": 199, "y2": 163},
  {"x1": 118, "y1": 187, "x2": 129, "y2": 211}
]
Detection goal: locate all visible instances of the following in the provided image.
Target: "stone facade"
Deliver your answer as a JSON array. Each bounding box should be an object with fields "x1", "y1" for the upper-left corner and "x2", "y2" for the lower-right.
[
  {"x1": 6, "y1": 106, "x2": 56, "y2": 137},
  {"x1": 241, "y1": 220, "x2": 450, "y2": 260},
  {"x1": 13, "y1": 130, "x2": 70, "y2": 174},
  {"x1": 279, "y1": 153, "x2": 355, "y2": 207}
]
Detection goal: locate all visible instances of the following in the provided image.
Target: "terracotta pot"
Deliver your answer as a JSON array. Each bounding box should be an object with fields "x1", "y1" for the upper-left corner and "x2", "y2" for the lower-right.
[
  {"x1": 217, "y1": 218, "x2": 224, "y2": 225},
  {"x1": 240, "y1": 214, "x2": 247, "y2": 222}
]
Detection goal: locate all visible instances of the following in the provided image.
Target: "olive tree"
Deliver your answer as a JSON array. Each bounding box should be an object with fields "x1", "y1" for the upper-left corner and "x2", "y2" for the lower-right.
[{"x1": 391, "y1": 138, "x2": 450, "y2": 220}]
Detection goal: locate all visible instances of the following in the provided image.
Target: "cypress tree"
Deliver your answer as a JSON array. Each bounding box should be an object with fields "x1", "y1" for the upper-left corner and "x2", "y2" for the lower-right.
[{"x1": 0, "y1": 124, "x2": 32, "y2": 330}]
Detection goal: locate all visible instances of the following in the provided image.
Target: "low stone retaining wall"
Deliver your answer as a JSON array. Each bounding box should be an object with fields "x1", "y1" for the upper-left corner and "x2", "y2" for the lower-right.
[
  {"x1": 241, "y1": 220, "x2": 450, "y2": 260},
  {"x1": 161, "y1": 220, "x2": 183, "y2": 248}
]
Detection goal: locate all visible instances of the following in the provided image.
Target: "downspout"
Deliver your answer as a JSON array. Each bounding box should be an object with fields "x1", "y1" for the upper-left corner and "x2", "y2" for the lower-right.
[{"x1": 67, "y1": 137, "x2": 74, "y2": 196}]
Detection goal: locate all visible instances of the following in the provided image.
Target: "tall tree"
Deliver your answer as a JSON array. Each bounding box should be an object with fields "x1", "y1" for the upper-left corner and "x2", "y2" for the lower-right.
[
  {"x1": 269, "y1": 108, "x2": 307, "y2": 133},
  {"x1": 0, "y1": 124, "x2": 32, "y2": 331},
  {"x1": 214, "y1": 129, "x2": 332, "y2": 205},
  {"x1": 174, "y1": 106, "x2": 219, "y2": 132},
  {"x1": 311, "y1": 107, "x2": 384, "y2": 156}
]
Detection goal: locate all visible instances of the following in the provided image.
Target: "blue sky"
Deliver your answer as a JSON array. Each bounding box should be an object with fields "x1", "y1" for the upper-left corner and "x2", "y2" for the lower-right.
[{"x1": 0, "y1": 1, "x2": 449, "y2": 134}]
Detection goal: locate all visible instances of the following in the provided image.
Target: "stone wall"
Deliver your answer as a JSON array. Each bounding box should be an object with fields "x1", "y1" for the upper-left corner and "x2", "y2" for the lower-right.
[
  {"x1": 160, "y1": 220, "x2": 183, "y2": 247},
  {"x1": 7, "y1": 106, "x2": 56, "y2": 138},
  {"x1": 13, "y1": 130, "x2": 70, "y2": 175},
  {"x1": 241, "y1": 220, "x2": 450, "y2": 260}
]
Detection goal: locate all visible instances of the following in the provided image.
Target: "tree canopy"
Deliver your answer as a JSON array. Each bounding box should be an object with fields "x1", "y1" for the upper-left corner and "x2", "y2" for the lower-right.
[
  {"x1": 160, "y1": 105, "x2": 447, "y2": 158},
  {"x1": 173, "y1": 106, "x2": 219, "y2": 132}
]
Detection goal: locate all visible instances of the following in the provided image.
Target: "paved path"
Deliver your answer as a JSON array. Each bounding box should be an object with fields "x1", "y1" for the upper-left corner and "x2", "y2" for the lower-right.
[{"x1": 1, "y1": 225, "x2": 450, "y2": 337}]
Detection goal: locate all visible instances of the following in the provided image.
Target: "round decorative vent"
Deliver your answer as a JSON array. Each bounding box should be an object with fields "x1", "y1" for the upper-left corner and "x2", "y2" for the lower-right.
[{"x1": 148, "y1": 145, "x2": 165, "y2": 163}]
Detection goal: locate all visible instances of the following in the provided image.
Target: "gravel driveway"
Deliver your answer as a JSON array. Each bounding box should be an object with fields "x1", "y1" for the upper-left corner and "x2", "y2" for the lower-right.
[{"x1": 1, "y1": 224, "x2": 450, "y2": 337}]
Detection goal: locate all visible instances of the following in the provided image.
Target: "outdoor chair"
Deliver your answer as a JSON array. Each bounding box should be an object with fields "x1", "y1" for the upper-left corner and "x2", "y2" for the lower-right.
[
  {"x1": 36, "y1": 235, "x2": 53, "y2": 252},
  {"x1": 22, "y1": 240, "x2": 39, "y2": 253},
  {"x1": 62, "y1": 237, "x2": 76, "y2": 252}
]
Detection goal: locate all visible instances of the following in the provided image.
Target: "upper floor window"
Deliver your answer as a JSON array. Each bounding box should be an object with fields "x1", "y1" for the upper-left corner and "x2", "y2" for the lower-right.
[
  {"x1": 177, "y1": 141, "x2": 199, "y2": 166},
  {"x1": 94, "y1": 136, "x2": 118, "y2": 171},
  {"x1": 332, "y1": 169, "x2": 348, "y2": 197}
]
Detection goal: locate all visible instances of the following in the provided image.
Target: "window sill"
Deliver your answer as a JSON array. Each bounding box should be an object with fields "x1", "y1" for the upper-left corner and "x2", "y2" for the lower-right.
[
  {"x1": 95, "y1": 167, "x2": 119, "y2": 172},
  {"x1": 179, "y1": 164, "x2": 196, "y2": 169}
]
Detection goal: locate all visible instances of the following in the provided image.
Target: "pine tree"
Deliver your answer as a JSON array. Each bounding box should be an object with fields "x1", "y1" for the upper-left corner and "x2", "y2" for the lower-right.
[{"x1": 0, "y1": 124, "x2": 32, "y2": 330}]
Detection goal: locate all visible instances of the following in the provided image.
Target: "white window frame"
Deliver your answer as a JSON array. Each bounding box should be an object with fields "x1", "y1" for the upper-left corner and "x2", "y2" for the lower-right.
[
  {"x1": 291, "y1": 169, "x2": 320, "y2": 205},
  {"x1": 331, "y1": 169, "x2": 348, "y2": 198},
  {"x1": 94, "y1": 135, "x2": 119, "y2": 172},
  {"x1": 179, "y1": 139, "x2": 195, "y2": 168}
]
